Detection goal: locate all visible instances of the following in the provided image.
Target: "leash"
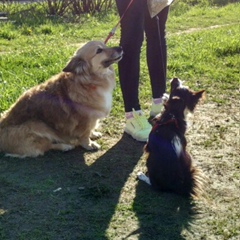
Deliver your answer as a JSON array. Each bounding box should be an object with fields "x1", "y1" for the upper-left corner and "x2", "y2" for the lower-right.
[
  {"x1": 155, "y1": 15, "x2": 166, "y2": 82},
  {"x1": 104, "y1": 0, "x2": 135, "y2": 44}
]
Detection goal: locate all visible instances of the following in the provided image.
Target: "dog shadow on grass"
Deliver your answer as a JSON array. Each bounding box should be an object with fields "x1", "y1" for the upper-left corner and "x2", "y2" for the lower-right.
[
  {"x1": 0, "y1": 134, "x2": 144, "y2": 239},
  {"x1": 128, "y1": 183, "x2": 197, "y2": 240},
  {"x1": 0, "y1": 133, "x2": 197, "y2": 240}
]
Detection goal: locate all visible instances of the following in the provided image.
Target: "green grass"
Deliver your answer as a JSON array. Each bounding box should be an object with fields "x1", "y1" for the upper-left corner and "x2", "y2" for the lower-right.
[{"x1": 0, "y1": 2, "x2": 240, "y2": 240}]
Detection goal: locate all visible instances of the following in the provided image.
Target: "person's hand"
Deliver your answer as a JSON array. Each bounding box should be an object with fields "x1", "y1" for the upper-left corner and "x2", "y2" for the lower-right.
[{"x1": 147, "y1": 0, "x2": 173, "y2": 18}]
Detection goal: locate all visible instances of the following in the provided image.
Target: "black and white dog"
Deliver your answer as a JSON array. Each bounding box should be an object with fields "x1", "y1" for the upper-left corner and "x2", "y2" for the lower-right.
[{"x1": 138, "y1": 78, "x2": 205, "y2": 197}]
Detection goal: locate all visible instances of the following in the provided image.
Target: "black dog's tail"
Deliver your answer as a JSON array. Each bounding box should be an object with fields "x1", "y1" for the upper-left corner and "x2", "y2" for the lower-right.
[
  {"x1": 175, "y1": 167, "x2": 205, "y2": 198},
  {"x1": 189, "y1": 167, "x2": 205, "y2": 198}
]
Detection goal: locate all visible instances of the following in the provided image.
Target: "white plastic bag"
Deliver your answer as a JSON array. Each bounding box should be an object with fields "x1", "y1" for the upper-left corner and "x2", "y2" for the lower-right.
[{"x1": 147, "y1": 0, "x2": 174, "y2": 18}]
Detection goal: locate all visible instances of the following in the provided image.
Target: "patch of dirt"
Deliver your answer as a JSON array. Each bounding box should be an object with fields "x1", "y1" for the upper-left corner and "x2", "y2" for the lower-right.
[{"x1": 170, "y1": 23, "x2": 238, "y2": 36}]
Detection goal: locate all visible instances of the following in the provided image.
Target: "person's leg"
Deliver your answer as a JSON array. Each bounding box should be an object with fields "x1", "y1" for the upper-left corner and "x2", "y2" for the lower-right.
[
  {"x1": 116, "y1": 0, "x2": 152, "y2": 142},
  {"x1": 116, "y1": 0, "x2": 144, "y2": 112},
  {"x1": 145, "y1": 6, "x2": 170, "y2": 116}
]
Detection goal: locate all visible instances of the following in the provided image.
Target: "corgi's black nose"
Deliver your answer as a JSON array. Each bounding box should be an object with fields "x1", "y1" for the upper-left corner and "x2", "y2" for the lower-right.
[{"x1": 115, "y1": 46, "x2": 123, "y2": 53}]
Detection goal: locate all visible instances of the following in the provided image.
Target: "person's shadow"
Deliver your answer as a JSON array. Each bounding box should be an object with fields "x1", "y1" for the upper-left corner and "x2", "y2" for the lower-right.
[{"x1": 0, "y1": 133, "x2": 196, "y2": 239}]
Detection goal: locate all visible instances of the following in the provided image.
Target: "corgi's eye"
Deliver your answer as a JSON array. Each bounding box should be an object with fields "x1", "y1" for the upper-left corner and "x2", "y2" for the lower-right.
[{"x1": 96, "y1": 48, "x2": 103, "y2": 54}]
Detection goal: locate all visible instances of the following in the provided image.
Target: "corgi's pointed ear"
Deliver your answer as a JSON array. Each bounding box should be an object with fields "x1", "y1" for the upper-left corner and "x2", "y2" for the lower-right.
[
  {"x1": 170, "y1": 78, "x2": 181, "y2": 92},
  {"x1": 63, "y1": 57, "x2": 88, "y2": 75}
]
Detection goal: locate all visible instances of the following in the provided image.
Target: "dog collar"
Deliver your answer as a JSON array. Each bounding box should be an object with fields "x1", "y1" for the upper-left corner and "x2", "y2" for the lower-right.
[
  {"x1": 151, "y1": 114, "x2": 179, "y2": 133},
  {"x1": 89, "y1": 84, "x2": 97, "y2": 90}
]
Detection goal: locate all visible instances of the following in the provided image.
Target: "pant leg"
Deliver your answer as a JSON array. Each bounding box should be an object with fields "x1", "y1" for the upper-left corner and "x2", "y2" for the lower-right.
[
  {"x1": 145, "y1": 6, "x2": 169, "y2": 98},
  {"x1": 115, "y1": 0, "x2": 144, "y2": 112}
]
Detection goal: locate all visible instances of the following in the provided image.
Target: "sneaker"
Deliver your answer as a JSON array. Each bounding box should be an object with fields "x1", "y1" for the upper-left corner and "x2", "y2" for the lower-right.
[
  {"x1": 124, "y1": 109, "x2": 152, "y2": 142},
  {"x1": 150, "y1": 93, "x2": 169, "y2": 117}
]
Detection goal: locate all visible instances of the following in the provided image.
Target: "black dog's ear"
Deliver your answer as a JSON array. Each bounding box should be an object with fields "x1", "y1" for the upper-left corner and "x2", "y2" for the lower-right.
[
  {"x1": 170, "y1": 78, "x2": 181, "y2": 92},
  {"x1": 193, "y1": 90, "x2": 205, "y2": 102},
  {"x1": 189, "y1": 90, "x2": 205, "y2": 111},
  {"x1": 63, "y1": 56, "x2": 89, "y2": 75}
]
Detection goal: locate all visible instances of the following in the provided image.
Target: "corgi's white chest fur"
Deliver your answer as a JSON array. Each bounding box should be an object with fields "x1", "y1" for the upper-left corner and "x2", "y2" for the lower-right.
[
  {"x1": 104, "y1": 91, "x2": 113, "y2": 113},
  {"x1": 97, "y1": 88, "x2": 113, "y2": 115},
  {"x1": 100, "y1": 69, "x2": 115, "y2": 114}
]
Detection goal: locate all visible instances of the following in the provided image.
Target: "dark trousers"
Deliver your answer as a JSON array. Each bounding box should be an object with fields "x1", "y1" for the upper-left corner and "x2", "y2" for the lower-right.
[{"x1": 115, "y1": 0, "x2": 169, "y2": 112}]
